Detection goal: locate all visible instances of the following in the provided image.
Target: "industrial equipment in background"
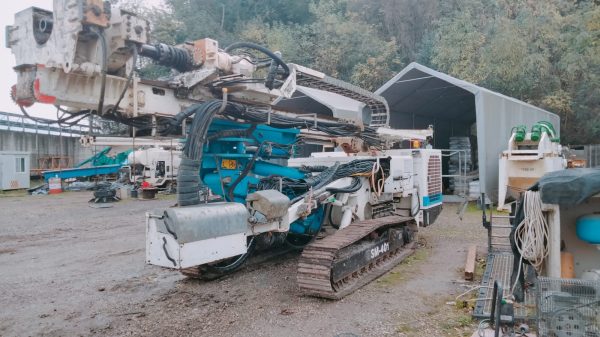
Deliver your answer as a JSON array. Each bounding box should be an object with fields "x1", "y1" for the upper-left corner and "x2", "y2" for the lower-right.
[
  {"x1": 447, "y1": 136, "x2": 475, "y2": 196},
  {"x1": 125, "y1": 147, "x2": 181, "y2": 189},
  {"x1": 79, "y1": 135, "x2": 183, "y2": 189},
  {"x1": 40, "y1": 137, "x2": 183, "y2": 189},
  {"x1": 563, "y1": 144, "x2": 600, "y2": 168},
  {"x1": 475, "y1": 122, "x2": 600, "y2": 336},
  {"x1": 0, "y1": 151, "x2": 31, "y2": 191},
  {"x1": 497, "y1": 121, "x2": 566, "y2": 211},
  {"x1": 7, "y1": 0, "x2": 443, "y2": 298},
  {"x1": 506, "y1": 170, "x2": 600, "y2": 337}
]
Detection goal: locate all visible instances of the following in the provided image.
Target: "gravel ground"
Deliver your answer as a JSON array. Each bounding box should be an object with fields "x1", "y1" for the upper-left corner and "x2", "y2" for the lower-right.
[{"x1": 0, "y1": 191, "x2": 487, "y2": 337}]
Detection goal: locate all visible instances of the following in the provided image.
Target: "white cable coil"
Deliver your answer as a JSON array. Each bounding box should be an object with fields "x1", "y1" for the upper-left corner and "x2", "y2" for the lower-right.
[{"x1": 514, "y1": 190, "x2": 549, "y2": 274}]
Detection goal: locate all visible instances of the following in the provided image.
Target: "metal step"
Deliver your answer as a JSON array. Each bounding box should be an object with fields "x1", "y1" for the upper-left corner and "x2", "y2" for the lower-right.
[{"x1": 491, "y1": 215, "x2": 515, "y2": 219}]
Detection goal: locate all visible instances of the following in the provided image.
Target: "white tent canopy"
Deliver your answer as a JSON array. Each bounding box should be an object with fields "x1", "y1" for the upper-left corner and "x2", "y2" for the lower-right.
[{"x1": 376, "y1": 62, "x2": 560, "y2": 200}]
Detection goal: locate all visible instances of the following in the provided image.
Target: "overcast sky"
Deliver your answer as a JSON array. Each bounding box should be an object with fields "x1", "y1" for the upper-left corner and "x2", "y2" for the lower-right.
[{"x1": 0, "y1": 0, "x2": 163, "y2": 119}]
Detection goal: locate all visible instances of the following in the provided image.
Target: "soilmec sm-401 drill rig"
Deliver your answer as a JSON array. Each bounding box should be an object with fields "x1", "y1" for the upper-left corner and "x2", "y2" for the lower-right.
[{"x1": 7, "y1": 0, "x2": 443, "y2": 299}]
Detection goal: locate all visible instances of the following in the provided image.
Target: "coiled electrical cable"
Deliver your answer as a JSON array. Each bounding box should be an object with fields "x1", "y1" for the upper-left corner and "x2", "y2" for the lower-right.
[{"x1": 511, "y1": 190, "x2": 548, "y2": 293}]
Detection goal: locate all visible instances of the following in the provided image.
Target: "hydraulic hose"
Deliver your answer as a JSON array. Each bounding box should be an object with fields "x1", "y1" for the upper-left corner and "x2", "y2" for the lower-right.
[
  {"x1": 290, "y1": 163, "x2": 341, "y2": 204},
  {"x1": 177, "y1": 157, "x2": 202, "y2": 206},
  {"x1": 224, "y1": 42, "x2": 290, "y2": 79},
  {"x1": 303, "y1": 162, "x2": 340, "y2": 189},
  {"x1": 326, "y1": 177, "x2": 362, "y2": 194},
  {"x1": 227, "y1": 145, "x2": 262, "y2": 202},
  {"x1": 205, "y1": 237, "x2": 256, "y2": 273},
  {"x1": 265, "y1": 51, "x2": 282, "y2": 90},
  {"x1": 90, "y1": 26, "x2": 108, "y2": 115},
  {"x1": 327, "y1": 204, "x2": 339, "y2": 230},
  {"x1": 207, "y1": 125, "x2": 257, "y2": 141},
  {"x1": 300, "y1": 165, "x2": 328, "y2": 173},
  {"x1": 175, "y1": 100, "x2": 224, "y2": 206}
]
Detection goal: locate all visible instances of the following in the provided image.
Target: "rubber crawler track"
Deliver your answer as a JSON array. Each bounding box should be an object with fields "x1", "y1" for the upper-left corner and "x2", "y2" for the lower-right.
[{"x1": 297, "y1": 215, "x2": 416, "y2": 299}]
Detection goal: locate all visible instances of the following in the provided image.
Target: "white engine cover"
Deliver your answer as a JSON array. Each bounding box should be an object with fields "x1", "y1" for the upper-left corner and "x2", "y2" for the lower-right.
[{"x1": 145, "y1": 203, "x2": 249, "y2": 269}]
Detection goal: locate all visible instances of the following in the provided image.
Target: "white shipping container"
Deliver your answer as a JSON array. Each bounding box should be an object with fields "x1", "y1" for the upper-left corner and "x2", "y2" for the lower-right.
[{"x1": 0, "y1": 151, "x2": 31, "y2": 190}]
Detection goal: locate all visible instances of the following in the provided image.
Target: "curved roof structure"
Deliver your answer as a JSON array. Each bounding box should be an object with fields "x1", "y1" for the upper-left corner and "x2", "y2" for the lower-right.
[{"x1": 376, "y1": 62, "x2": 560, "y2": 200}]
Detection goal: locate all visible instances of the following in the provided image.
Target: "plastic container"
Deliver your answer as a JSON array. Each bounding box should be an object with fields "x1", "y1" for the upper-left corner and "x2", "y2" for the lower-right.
[{"x1": 576, "y1": 214, "x2": 600, "y2": 244}]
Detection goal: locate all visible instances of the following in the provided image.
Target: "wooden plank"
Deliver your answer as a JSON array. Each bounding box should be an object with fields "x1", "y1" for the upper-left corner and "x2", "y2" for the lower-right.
[{"x1": 464, "y1": 244, "x2": 477, "y2": 281}]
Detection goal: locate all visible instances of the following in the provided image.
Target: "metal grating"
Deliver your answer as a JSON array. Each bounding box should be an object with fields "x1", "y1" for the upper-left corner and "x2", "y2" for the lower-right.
[
  {"x1": 489, "y1": 224, "x2": 512, "y2": 253},
  {"x1": 473, "y1": 252, "x2": 536, "y2": 320},
  {"x1": 488, "y1": 212, "x2": 513, "y2": 253},
  {"x1": 537, "y1": 277, "x2": 600, "y2": 337},
  {"x1": 427, "y1": 155, "x2": 442, "y2": 196}
]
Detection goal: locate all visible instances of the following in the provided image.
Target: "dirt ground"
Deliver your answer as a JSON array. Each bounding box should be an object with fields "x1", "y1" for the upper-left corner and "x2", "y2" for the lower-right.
[{"x1": 0, "y1": 191, "x2": 488, "y2": 337}]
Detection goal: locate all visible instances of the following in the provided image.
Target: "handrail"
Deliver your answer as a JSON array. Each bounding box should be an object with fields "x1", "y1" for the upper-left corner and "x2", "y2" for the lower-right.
[
  {"x1": 439, "y1": 148, "x2": 470, "y2": 196},
  {"x1": 0, "y1": 110, "x2": 99, "y2": 136}
]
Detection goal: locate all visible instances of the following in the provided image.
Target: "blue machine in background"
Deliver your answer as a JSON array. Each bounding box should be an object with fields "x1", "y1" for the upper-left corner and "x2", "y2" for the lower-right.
[{"x1": 42, "y1": 146, "x2": 131, "y2": 181}]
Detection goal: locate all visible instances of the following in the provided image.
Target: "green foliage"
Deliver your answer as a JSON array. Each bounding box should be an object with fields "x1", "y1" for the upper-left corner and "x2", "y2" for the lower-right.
[
  {"x1": 237, "y1": 21, "x2": 314, "y2": 66},
  {"x1": 351, "y1": 40, "x2": 404, "y2": 91},
  {"x1": 307, "y1": 0, "x2": 393, "y2": 80},
  {"x1": 127, "y1": 0, "x2": 599, "y2": 144},
  {"x1": 428, "y1": 0, "x2": 600, "y2": 144}
]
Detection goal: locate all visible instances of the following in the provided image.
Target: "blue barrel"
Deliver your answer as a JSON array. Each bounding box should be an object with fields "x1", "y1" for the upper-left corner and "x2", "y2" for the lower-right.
[{"x1": 576, "y1": 214, "x2": 600, "y2": 244}]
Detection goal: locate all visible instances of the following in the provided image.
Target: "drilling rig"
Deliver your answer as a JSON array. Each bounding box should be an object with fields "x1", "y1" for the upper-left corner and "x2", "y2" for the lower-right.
[{"x1": 7, "y1": 0, "x2": 443, "y2": 299}]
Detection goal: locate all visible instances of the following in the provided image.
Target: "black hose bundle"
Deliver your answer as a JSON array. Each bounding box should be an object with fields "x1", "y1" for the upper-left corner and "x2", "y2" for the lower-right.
[
  {"x1": 299, "y1": 165, "x2": 328, "y2": 173},
  {"x1": 283, "y1": 159, "x2": 377, "y2": 203},
  {"x1": 303, "y1": 162, "x2": 340, "y2": 190},
  {"x1": 221, "y1": 106, "x2": 381, "y2": 147},
  {"x1": 207, "y1": 125, "x2": 257, "y2": 141},
  {"x1": 175, "y1": 100, "x2": 223, "y2": 206},
  {"x1": 331, "y1": 159, "x2": 376, "y2": 180},
  {"x1": 183, "y1": 101, "x2": 223, "y2": 160},
  {"x1": 174, "y1": 100, "x2": 256, "y2": 206},
  {"x1": 177, "y1": 157, "x2": 202, "y2": 206},
  {"x1": 326, "y1": 177, "x2": 362, "y2": 194}
]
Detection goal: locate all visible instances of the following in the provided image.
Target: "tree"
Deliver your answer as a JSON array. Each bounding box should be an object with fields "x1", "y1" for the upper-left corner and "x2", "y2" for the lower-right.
[
  {"x1": 348, "y1": 0, "x2": 439, "y2": 62},
  {"x1": 127, "y1": 0, "x2": 599, "y2": 143},
  {"x1": 427, "y1": 0, "x2": 600, "y2": 143},
  {"x1": 351, "y1": 41, "x2": 404, "y2": 91}
]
